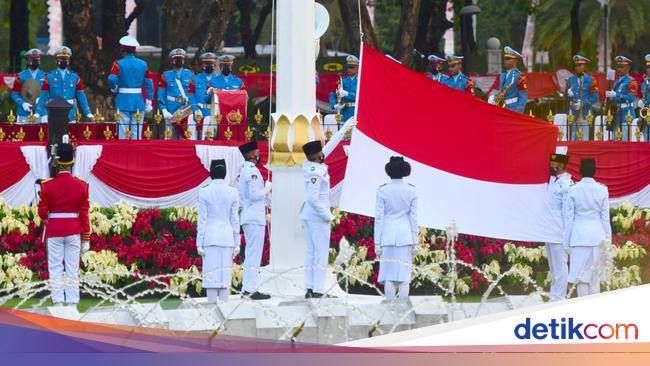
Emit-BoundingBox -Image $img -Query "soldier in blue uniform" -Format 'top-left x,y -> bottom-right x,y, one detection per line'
566,55 -> 599,140
11,49 -> 47,123
443,55 -> 475,95
34,47 -> 93,123
489,46 -> 528,113
191,52 -> 219,139
328,55 -> 358,123
427,55 -> 449,84
639,54 -> 650,139
213,55 -> 245,90
157,48 -> 196,139
108,36 -> 154,140
606,56 -> 637,141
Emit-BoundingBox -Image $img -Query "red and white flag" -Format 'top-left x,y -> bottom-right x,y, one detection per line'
340,44 -> 561,242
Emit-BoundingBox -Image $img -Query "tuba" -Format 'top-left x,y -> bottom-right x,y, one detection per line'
20,78 -> 41,106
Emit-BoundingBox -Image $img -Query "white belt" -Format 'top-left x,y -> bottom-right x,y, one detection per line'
119,88 -> 142,94
505,97 -> 518,105
48,212 -> 79,219
620,103 -> 631,108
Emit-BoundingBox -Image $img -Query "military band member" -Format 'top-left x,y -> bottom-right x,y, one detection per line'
300,118 -> 356,298
443,55 -> 475,95
374,156 -> 418,300
640,54 -> 650,138
158,48 -> 196,139
108,36 -> 154,140
196,159 -> 240,303
238,141 -> 271,300
606,56 -> 637,141
213,55 -> 245,90
427,55 -> 449,84
546,150 -> 573,301
563,158 -> 611,297
35,47 -> 93,123
37,135 -> 90,306
11,48 -> 46,123
328,55 -> 359,123
566,55 -> 599,140
489,46 -> 528,113
191,52 -> 219,139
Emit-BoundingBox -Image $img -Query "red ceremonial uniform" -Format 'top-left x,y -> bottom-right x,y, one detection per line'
38,172 -> 90,241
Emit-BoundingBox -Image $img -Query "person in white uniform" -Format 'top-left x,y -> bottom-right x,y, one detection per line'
374,156 -> 418,299
300,118 -> 356,298
238,141 -> 271,300
196,159 -> 240,303
545,150 -> 573,301
563,158 -> 612,297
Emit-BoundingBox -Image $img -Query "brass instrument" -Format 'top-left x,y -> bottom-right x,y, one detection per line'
640,106 -> 650,125
20,79 -> 41,106
494,79 -> 515,107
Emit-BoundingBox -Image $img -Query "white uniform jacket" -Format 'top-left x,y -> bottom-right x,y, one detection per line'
374,179 -> 418,247
548,172 -> 573,230
563,177 -> 612,247
197,179 -> 240,248
238,161 -> 266,225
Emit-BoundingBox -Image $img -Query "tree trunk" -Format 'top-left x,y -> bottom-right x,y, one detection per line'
9,0 -> 29,72
337,0 -> 380,55
238,0 -> 257,58
159,0 -> 194,74
413,0 -> 453,71
102,0 -> 127,75
570,0 -> 582,55
393,0 -> 421,65
252,0 -> 273,49
61,0 -> 110,111
193,0 -> 238,65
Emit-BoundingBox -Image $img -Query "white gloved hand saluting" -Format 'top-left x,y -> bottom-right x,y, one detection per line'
567,89 -> 575,98
162,109 -> 173,119
605,90 -> 617,98
22,102 -> 32,113
145,99 -> 153,113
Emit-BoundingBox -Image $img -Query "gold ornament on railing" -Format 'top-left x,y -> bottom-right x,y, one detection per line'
195,109 -> 203,122
254,108 -> 263,124
205,128 -> 214,140
38,127 -> 44,141
263,126 -> 271,140
124,127 -> 132,140
154,109 -> 163,124
586,110 -> 594,126
596,129 -> 603,141
103,126 -> 113,140
114,109 -> 121,124
325,126 -> 333,139
83,125 -> 92,140
7,109 -> 16,124
164,127 -> 172,140
605,108 -> 614,127
214,111 -> 222,124
143,125 -> 152,140
566,109 -> 574,125
625,110 -> 633,125
615,128 -> 622,141
546,109 -> 554,123
635,128 -> 642,142
557,127 -> 564,141
94,108 -> 103,123
135,109 -> 142,124
16,127 -> 26,142
28,109 -> 37,124
0,128 -> 5,141
74,109 -> 81,123
183,128 -> 192,140
576,128 -> 583,141
245,126 -> 254,141
335,108 -> 342,123
224,127 -> 233,140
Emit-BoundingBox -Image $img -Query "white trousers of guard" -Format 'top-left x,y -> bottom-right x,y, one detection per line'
303,220 -> 330,294
119,111 -> 143,140
242,224 -> 265,293
545,242 -> 568,301
47,235 -> 81,304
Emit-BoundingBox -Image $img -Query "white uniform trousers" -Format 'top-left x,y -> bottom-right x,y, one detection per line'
202,246 -> 234,289
569,246 -> 601,295
242,224 -> 265,293
545,243 -> 568,301
118,111 -> 143,140
303,220 -> 330,294
47,235 -> 81,304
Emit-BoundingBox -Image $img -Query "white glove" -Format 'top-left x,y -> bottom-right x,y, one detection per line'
638,99 -> 645,109
567,89 -> 575,97
145,99 -> 153,113
334,103 -> 345,111
110,86 -> 118,94
162,109 -> 173,119
605,90 -> 617,98
573,100 -> 581,110
86,113 -> 94,120
375,246 -> 382,258
342,117 -> 357,130
564,246 -> 571,255
487,95 -> 495,105
22,102 -> 32,113
81,241 -> 90,253
33,113 -> 41,119
264,181 -> 272,195
206,87 -> 215,95
337,88 -> 349,98
233,245 -> 240,257
197,246 -> 205,257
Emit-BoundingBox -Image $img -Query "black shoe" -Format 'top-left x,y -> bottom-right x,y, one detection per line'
248,291 -> 271,300
305,289 -> 314,299
311,292 -> 336,299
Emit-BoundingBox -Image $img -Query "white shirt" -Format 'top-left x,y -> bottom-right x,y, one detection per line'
197,179 -> 240,248
563,177 -> 612,247
548,172 -> 573,229
238,161 -> 266,225
374,179 -> 418,246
